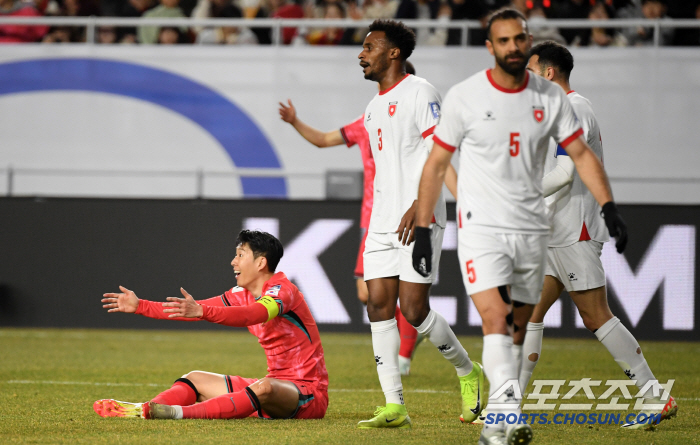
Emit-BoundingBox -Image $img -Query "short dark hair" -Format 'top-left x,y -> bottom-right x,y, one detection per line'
530,40 -> 574,81
236,230 -> 284,273
405,60 -> 416,75
486,8 -> 528,41
368,19 -> 416,61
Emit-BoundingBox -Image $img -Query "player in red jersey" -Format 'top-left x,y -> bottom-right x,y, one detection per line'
93,230 -> 328,421
277,61 -> 455,376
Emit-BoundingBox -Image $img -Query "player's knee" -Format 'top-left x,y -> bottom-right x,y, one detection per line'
251,378 -> 274,402
579,312 -> 606,332
182,370 -> 205,382
400,305 -> 427,326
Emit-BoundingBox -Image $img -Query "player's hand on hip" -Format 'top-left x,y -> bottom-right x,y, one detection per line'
162,288 -> 203,318
412,226 -> 432,277
396,200 -> 418,245
601,202 -> 628,253
278,99 -> 297,124
102,285 -> 139,313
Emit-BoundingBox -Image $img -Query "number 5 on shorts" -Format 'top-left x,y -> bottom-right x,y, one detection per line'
466,260 -> 476,284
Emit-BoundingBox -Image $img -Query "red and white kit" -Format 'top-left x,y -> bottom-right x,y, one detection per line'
434,69 -> 582,302
363,74 -> 446,283
544,91 -> 609,292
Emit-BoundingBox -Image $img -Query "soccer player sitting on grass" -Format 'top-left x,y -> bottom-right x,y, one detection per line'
93,230 -> 328,420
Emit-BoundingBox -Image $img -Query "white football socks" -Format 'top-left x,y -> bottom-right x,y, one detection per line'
519,322 -> 544,394
370,318 -> 404,406
416,309 -> 473,377
483,334 -> 520,431
595,316 -> 656,396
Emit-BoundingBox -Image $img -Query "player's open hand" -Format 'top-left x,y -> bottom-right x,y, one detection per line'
278,99 -> 297,124
162,288 -> 203,319
102,286 -> 139,313
396,200 -> 418,245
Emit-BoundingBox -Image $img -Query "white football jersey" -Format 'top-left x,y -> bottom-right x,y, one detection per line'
434,69 -> 582,234
364,74 -> 446,233
544,91 -> 609,247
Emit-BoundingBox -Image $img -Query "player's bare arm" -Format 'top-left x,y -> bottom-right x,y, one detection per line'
279,99 -> 344,148
416,144 -> 453,228
162,288 -> 204,318
444,164 -> 458,200
396,200 -> 417,245
565,136 -> 627,252
412,144 -> 453,276
563,137 -> 613,207
102,285 -> 139,313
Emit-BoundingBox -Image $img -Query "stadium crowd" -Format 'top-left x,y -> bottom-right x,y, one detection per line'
0,0 -> 698,45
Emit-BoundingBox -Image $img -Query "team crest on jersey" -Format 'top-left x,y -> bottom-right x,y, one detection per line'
388,101 -> 398,117
533,106 -> 545,123
264,284 -> 281,296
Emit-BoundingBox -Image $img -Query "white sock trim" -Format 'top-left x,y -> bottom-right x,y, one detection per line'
594,316 -> 620,342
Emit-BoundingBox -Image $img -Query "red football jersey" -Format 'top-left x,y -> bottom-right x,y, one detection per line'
135,272 -> 328,389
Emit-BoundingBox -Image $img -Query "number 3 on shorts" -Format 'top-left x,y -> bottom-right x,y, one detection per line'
466,260 -> 476,284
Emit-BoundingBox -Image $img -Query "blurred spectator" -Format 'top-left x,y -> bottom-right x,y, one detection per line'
551,0 -> 590,45
0,0 -> 50,42
271,0 -> 305,44
139,0 -> 187,44
616,0 -> 674,46
43,0 -> 101,42
395,0 -> 450,45
192,0 -> 258,44
446,0 -> 493,46
97,25 -> 118,43
571,0 -> 621,47
118,0 -> 156,43
307,2 -> 346,45
529,4 -> 566,44
158,24 -> 188,41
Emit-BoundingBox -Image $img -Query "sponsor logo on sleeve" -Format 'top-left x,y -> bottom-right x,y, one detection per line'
429,102 -> 440,119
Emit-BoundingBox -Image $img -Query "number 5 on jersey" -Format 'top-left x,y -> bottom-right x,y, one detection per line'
466,260 -> 476,284
509,132 -> 520,157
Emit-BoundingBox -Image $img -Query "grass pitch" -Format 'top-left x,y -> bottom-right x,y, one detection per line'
1,328 -> 697,444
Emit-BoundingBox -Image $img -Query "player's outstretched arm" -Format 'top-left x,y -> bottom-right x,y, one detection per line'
564,137 -> 627,253
102,285 -> 139,313
278,99 -> 344,148
162,288 -> 204,318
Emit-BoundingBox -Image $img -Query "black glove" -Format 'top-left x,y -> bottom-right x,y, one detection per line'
412,226 -> 432,277
601,201 -> 628,253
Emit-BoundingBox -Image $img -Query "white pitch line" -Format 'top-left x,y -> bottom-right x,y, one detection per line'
5,380 -> 453,394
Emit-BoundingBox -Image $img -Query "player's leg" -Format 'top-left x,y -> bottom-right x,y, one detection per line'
356,278 -> 369,305
358,231 -> 409,428
93,370 -> 228,418
510,301 -> 534,377
399,225 -> 478,421
355,228 -> 369,305
516,275 -> 564,393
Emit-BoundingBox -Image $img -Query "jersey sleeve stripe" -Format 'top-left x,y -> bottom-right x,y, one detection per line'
220,294 -> 231,307
434,134 -> 457,153
421,125 -> 436,139
555,144 -> 569,157
559,128 -> 584,148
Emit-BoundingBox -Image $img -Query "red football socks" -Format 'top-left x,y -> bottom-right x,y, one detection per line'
181,390 -> 258,419
396,306 -> 419,359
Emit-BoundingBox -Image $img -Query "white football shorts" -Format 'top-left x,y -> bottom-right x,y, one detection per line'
363,225 -> 444,284
458,230 -> 548,305
545,240 -> 606,292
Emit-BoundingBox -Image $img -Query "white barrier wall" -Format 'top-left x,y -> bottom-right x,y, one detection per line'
0,45 -> 699,203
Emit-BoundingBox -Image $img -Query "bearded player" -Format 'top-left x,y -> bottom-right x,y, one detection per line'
412,8 -> 628,444
93,230 -> 328,421
515,40 -> 677,430
356,19 -> 484,429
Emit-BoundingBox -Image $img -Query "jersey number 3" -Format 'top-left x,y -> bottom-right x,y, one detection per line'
378,128 -> 383,151
509,132 -> 520,157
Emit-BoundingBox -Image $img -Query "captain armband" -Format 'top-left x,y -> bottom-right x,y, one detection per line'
257,296 -> 280,322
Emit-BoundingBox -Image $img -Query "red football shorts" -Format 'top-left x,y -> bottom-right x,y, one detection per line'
224,375 -> 327,419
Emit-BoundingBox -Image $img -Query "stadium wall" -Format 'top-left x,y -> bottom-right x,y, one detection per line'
0,198 -> 696,340
0,46 -> 699,203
